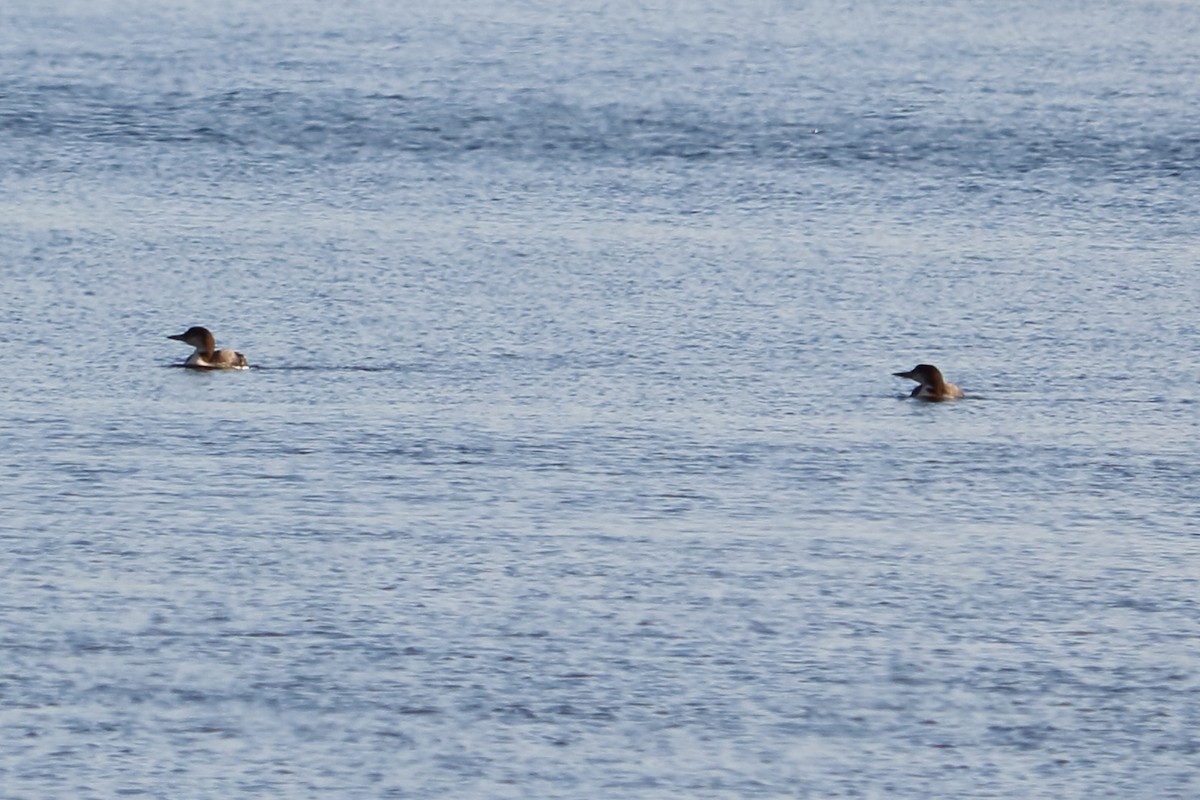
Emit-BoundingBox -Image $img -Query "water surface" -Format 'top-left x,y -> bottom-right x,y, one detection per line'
3,1 -> 1200,797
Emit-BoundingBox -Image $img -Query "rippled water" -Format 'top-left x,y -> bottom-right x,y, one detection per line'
3,1 -> 1200,797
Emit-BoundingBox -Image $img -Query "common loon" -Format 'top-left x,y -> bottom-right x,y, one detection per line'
893,363 -> 963,400
168,326 -> 249,370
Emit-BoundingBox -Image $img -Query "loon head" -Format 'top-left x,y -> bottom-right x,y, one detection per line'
168,325 -> 216,355
894,363 -> 945,389
893,363 -> 963,400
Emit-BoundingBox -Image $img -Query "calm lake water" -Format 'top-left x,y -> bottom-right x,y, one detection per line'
3,1 -> 1200,797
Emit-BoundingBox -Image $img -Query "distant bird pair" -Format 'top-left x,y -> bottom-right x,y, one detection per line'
167,326 -> 963,400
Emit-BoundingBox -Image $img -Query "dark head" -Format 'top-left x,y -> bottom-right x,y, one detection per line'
168,326 -> 216,353
893,363 -> 947,391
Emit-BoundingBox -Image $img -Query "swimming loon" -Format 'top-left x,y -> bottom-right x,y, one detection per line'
168,326 -> 249,370
893,363 -> 963,400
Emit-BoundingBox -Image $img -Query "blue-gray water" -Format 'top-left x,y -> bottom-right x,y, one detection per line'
3,1 -> 1200,797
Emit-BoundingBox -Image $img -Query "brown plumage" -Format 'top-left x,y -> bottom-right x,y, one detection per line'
893,363 -> 963,400
168,326 -> 249,370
